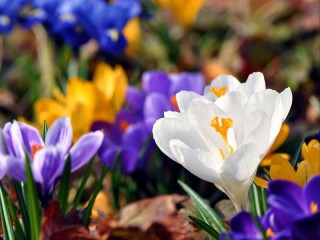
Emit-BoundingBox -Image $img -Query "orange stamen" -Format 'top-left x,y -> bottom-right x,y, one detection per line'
210,116 -> 233,142
119,120 -> 130,132
310,201 -> 318,214
31,144 -> 44,158
266,228 -> 275,237
210,116 -> 234,159
170,95 -> 179,111
210,86 -> 228,97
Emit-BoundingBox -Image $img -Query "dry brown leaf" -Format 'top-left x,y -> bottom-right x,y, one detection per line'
96,194 -> 204,240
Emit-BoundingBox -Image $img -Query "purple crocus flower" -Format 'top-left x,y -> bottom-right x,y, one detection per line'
220,211 -> 265,240
95,71 -> 204,174
0,133 -> 6,179
2,117 -> 103,204
265,175 -> 320,239
93,109 -> 150,174
127,70 -> 205,132
220,176 -> 320,240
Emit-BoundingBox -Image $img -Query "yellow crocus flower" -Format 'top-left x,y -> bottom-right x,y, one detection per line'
260,123 -> 290,167
255,139 -> 320,188
32,63 -> 128,141
153,0 -> 205,27
123,18 -> 141,57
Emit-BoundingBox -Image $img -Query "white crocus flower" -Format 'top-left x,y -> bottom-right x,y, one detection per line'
152,73 -> 292,211
177,72 -> 266,112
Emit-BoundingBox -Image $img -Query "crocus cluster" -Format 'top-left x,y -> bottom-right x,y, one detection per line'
98,70 -> 205,173
153,72 -> 292,211
0,0 -> 142,55
0,117 -> 103,205
221,175 -> 320,240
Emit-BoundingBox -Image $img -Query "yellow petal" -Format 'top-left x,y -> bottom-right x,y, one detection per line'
34,99 -> 68,126
123,18 -> 141,57
70,102 -> 94,141
93,63 -> 116,101
270,155 -> 296,182
296,160 -> 313,186
253,177 -> 268,188
85,192 -> 112,219
306,142 -> 320,172
302,142 -> 308,160
260,153 -> 290,167
66,77 -> 96,111
267,123 -> 289,154
112,65 -> 128,112
53,87 -> 66,104
154,0 -> 205,27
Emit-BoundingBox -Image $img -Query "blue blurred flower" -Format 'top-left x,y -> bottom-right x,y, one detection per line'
73,0 -> 141,55
2,117 -> 103,205
0,0 -> 27,33
2,0 -> 142,54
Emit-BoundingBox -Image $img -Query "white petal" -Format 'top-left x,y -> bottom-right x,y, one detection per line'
164,110 -> 186,121
237,72 -> 266,97
153,117 -> 209,162
247,89 -> 279,119
215,91 -> 247,145
186,99 -> 227,155
279,87 -> 292,121
176,91 -> 202,112
220,144 -> 259,210
243,110 -> 272,157
221,144 -> 259,182
204,74 -> 240,97
169,139 -> 222,184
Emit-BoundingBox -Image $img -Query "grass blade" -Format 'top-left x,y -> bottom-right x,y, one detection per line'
291,136 -> 305,168
41,120 -> 48,141
58,155 -> 71,213
73,157 -> 95,209
0,183 -> 15,240
189,215 -> 220,239
13,181 -> 30,237
25,153 -> 41,240
7,194 -> 26,240
178,180 -> 226,233
249,183 -> 267,216
83,165 -> 109,226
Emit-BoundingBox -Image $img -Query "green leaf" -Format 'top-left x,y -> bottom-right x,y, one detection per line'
189,215 -> 220,239
110,153 -> 122,210
73,157 -> 95,209
13,181 -> 30,237
178,180 -> 227,233
25,153 -> 41,240
82,165 -> 109,226
149,23 -> 180,63
7,194 -> 26,240
249,183 -> 267,216
291,136 -> 305,168
42,120 -> 48,141
58,155 -> 71,213
0,183 -> 15,240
